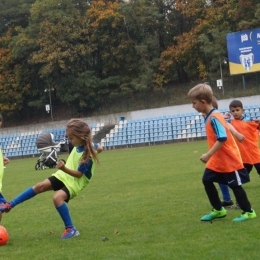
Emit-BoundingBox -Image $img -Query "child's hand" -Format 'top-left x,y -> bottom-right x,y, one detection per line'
200,153 -> 210,163
56,160 -> 65,170
3,157 -> 9,165
254,119 -> 260,124
234,132 -> 245,142
224,113 -> 231,119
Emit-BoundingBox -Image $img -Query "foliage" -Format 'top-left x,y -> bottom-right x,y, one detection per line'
0,0 -> 260,123
0,29 -> 32,115
0,0 -> 35,37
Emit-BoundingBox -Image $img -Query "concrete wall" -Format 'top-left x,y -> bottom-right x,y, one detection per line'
1,95 -> 259,135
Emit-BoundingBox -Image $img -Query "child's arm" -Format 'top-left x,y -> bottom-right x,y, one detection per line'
56,160 -> 83,178
200,141 -> 224,163
254,119 -> 260,129
227,122 -> 245,142
96,143 -> 103,154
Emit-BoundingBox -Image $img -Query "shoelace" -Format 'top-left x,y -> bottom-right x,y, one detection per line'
62,228 -> 72,236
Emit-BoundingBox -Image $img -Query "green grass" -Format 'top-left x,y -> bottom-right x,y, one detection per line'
1,141 -> 260,259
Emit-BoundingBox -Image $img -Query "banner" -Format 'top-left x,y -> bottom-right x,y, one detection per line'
226,28 -> 260,75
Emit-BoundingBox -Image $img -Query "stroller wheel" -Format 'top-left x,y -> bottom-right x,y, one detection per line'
41,165 -> 46,170
35,163 -> 41,170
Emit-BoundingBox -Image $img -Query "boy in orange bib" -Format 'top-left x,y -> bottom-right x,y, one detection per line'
227,100 -> 260,175
188,84 -> 256,222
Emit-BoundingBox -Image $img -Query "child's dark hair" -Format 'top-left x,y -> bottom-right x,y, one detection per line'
66,119 -> 99,164
229,100 -> 243,109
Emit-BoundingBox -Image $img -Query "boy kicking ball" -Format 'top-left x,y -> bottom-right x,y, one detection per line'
188,84 -> 256,222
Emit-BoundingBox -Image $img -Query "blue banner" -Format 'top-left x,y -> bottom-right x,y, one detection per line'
226,28 -> 260,75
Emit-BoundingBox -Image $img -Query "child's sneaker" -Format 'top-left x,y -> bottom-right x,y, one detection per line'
201,207 -> 227,221
0,203 -> 11,213
221,200 -> 234,208
232,209 -> 256,222
235,203 -> 241,209
60,227 -> 80,239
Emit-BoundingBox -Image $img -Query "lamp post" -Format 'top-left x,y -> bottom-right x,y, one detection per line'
219,57 -> 227,95
44,87 -> 54,121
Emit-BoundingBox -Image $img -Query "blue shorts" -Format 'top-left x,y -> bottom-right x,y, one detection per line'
0,193 -> 7,204
203,168 -> 250,187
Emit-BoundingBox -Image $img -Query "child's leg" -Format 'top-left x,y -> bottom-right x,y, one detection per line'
53,190 -> 74,228
218,183 -> 231,201
0,179 -> 53,212
0,187 -> 37,212
56,203 -> 74,229
253,163 -> 260,175
9,187 -> 36,208
10,179 -> 53,207
230,186 -> 251,212
53,190 -> 79,239
230,185 -> 256,221
244,163 -> 253,174
203,180 -> 222,210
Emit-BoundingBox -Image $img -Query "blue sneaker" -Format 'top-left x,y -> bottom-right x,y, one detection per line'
60,227 -> 80,239
0,203 -> 11,213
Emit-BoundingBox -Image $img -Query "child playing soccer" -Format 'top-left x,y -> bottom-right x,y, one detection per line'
202,97 -> 244,208
188,84 -> 256,222
226,100 -> 260,176
215,99 -> 260,209
0,115 -> 10,223
0,119 -> 103,239
211,97 -> 245,208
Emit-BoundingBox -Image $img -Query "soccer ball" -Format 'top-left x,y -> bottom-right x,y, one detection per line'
0,226 -> 9,245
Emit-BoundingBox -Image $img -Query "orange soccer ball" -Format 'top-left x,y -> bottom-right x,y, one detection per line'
0,225 -> 9,245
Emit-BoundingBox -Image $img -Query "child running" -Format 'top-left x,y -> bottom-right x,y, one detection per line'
0,114 -> 10,223
226,100 -> 260,176
0,119 -> 103,239
188,83 -> 256,222
211,97 -> 244,208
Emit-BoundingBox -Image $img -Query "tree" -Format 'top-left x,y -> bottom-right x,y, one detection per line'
0,29 -> 33,117
0,0 -> 35,37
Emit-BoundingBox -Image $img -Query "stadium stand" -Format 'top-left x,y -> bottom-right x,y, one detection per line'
101,104 -> 260,150
1,103 -> 260,156
0,123 -> 98,158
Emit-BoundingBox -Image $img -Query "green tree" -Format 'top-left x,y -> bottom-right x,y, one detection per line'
0,0 -> 35,36
0,29 -> 33,117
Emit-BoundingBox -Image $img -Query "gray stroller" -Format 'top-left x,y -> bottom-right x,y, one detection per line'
35,133 -> 65,170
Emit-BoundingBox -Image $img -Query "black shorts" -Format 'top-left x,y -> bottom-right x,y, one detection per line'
48,176 -> 70,203
202,168 -> 250,187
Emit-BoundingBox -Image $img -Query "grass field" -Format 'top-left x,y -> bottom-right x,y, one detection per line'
1,140 -> 260,260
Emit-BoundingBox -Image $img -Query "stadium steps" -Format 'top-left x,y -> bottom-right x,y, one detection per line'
93,124 -> 116,143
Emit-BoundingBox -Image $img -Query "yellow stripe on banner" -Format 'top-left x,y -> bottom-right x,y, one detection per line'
229,62 -> 260,75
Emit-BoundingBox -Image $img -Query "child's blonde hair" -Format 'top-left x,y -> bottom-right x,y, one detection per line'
187,83 -> 213,104
66,119 -> 99,165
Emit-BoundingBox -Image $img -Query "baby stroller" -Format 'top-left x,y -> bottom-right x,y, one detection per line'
35,132 -> 66,170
